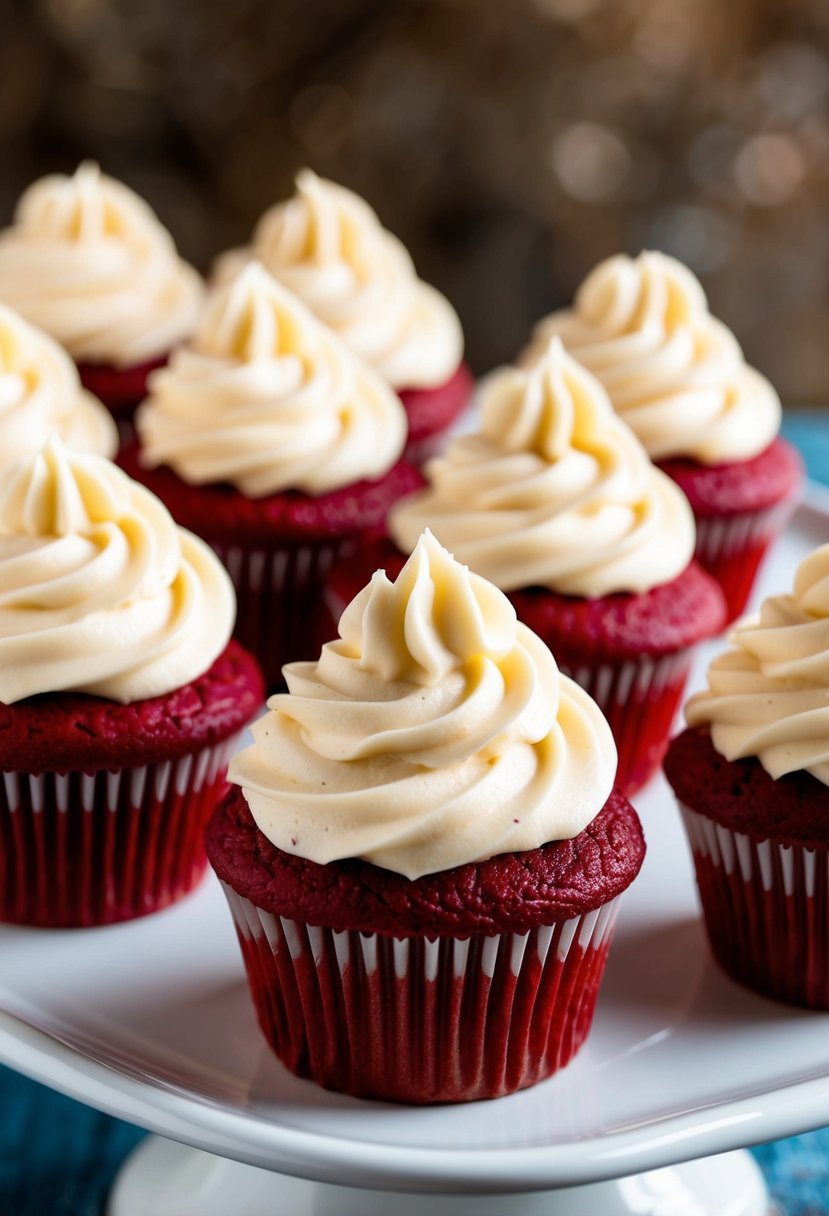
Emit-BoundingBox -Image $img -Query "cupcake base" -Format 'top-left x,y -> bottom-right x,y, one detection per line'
658,437 -> 803,622
206,787 -> 645,1103
223,886 -> 620,1104
665,726 -> 829,1009
0,641 -> 263,928
0,740 -> 240,927
680,803 -> 829,1009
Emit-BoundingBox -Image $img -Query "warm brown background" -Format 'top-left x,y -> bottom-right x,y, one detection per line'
1,0 -> 828,400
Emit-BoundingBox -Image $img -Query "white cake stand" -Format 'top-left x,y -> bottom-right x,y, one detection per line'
2,500 -> 827,1216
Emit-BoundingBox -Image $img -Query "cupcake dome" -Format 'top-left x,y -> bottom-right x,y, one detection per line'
215,170 -> 471,459
0,439 -> 263,927
123,261 -> 421,686
0,303 -> 117,463
521,251 -> 802,619
381,339 -> 725,792
665,543 -> 829,1008
207,531 -> 645,1102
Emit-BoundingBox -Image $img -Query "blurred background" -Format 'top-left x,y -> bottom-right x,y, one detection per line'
1,0 -> 828,400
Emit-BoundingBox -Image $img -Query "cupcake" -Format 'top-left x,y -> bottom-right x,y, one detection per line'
0,302 -> 117,463
206,531 -> 645,1104
0,439 -> 263,928
121,261 -> 422,689
215,170 -> 471,461
521,251 -> 803,621
665,544 -> 829,1009
0,162 -> 204,427
339,339 -> 726,795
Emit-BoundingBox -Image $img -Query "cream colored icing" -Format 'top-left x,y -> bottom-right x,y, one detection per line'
0,163 -> 204,366
215,170 -> 463,390
0,304 -> 117,465
686,544 -> 829,784
522,251 -> 780,464
0,439 -> 235,704
229,530 -> 616,878
136,262 -> 406,496
389,338 -> 694,597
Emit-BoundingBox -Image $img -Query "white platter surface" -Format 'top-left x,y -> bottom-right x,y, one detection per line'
1,496 -> 828,1194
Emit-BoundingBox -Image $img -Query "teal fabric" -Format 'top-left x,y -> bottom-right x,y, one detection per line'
0,410 -> 827,1213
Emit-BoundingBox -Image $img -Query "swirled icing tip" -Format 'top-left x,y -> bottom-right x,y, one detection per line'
197,260 -> 307,363
482,335 -> 616,462
577,249 -> 709,333
0,436 -> 125,538
21,161 -> 116,244
14,160 -> 182,255
290,168 -> 376,263
793,545 -> 829,617
337,529 -> 519,686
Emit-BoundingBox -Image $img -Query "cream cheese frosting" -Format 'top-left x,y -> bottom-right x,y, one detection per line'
686,544 -> 829,785
389,338 -> 694,597
0,163 -> 204,367
522,251 -> 780,465
0,439 -> 235,704
215,169 -> 463,390
0,304 -> 117,465
229,530 -> 616,878
136,261 -> 407,496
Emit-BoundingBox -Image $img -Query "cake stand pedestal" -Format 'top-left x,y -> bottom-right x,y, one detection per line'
108,1136 -> 769,1215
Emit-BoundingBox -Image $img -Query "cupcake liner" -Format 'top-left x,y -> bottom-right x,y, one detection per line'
559,651 -> 693,795
0,733 -> 242,928
680,804 -> 829,1009
220,884 -> 622,1104
210,538 -> 349,689
693,497 -> 797,623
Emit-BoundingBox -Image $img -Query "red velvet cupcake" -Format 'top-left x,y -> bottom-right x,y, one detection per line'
664,543 -> 829,1008
522,250 -> 803,621
386,341 -> 726,795
207,532 -> 645,1103
0,440 -> 263,928
0,163 -> 203,432
129,262 -> 420,689
213,170 -> 470,462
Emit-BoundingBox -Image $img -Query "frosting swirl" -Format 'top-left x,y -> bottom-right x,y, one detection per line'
522,251 -> 780,465
0,163 -> 204,366
687,544 -> 829,785
136,262 -> 406,496
389,339 -> 694,597
229,531 -> 616,878
0,439 -> 235,704
215,170 -> 463,389
0,304 -> 117,464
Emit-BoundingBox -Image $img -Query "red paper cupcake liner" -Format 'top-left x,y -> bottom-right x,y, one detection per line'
210,537 -> 350,689
220,884 -> 622,1104
0,732 -> 242,928
693,497 -> 798,623
559,652 -> 693,796
680,804 -> 829,1009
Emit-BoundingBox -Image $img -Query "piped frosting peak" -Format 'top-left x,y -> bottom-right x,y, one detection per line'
390,338 -> 695,597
